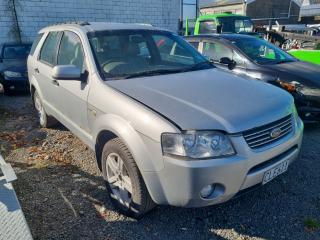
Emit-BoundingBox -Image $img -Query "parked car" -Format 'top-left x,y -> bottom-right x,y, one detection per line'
0,43 -> 31,94
185,34 -> 320,122
28,22 -> 303,218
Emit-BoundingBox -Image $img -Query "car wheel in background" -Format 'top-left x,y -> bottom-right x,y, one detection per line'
33,91 -> 58,128
101,138 -> 155,219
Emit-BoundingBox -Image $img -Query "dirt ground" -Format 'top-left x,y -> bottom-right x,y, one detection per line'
0,93 -> 320,240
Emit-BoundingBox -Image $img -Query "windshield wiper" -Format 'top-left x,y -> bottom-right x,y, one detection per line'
276,59 -> 294,64
183,61 -> 214,71
121,62 -> 213,79
122,68 -> 185,79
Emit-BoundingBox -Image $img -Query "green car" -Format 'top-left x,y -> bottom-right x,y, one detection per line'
185,13 -> 256,36
288,49 -> 320,65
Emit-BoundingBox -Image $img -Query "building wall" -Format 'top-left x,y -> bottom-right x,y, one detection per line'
0,0 -> 180,44
200,4 -> 245,15
246,0 -> 301,25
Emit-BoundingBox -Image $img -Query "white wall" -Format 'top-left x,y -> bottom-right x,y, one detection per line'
0,0 -> 180,44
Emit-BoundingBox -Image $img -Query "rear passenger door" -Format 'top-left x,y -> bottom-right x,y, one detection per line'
55,31 -> 90,135
36,31 -> 62,114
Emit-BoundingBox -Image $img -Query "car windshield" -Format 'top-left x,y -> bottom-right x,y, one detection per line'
88,30 -> 213,80
3,44 -> 31,59
218,17 -> 254,33
231,38 -> 297,65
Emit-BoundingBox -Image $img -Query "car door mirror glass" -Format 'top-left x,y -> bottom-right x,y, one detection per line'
52,65 -> 81,80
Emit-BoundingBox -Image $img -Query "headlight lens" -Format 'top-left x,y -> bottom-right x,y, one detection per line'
161,131 -> 235,159
277,80 -> 300,93
4,71 -> 22,78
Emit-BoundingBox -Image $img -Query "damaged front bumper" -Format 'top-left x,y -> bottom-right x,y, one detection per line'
294,87 -> 320,123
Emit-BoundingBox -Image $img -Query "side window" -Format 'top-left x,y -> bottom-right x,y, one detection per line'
188,41 -> 200,50
202,41 -> 233,62
30,33 -> 44,56
233,51 -> 246,68
199,21 -> 217,34
57,31 -> 84,72
152,35 -> 195,65
40,32 -> 60,65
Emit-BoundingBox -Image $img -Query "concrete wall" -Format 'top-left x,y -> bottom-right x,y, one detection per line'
200,4 -> 245,15
0,0 -> 180,44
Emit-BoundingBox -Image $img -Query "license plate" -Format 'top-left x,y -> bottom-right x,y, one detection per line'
262,160 -> 289,185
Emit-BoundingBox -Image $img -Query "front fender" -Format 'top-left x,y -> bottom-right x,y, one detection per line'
93,114 -> 164,172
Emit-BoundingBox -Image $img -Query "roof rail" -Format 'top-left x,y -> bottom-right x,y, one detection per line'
47,21 -> 90,27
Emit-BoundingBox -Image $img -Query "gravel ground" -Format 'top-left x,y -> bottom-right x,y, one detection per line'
0,93 -> 319,240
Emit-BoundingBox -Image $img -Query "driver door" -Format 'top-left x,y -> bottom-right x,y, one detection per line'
201,40 -> 247,76
55,31 -> 91,136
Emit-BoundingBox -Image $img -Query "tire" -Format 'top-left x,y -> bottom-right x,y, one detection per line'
101,138 -> 155,218
33,90 -> 58,128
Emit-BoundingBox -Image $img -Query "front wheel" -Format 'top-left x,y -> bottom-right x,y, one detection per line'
33,91 -> 58,128
101,138 -> 155,218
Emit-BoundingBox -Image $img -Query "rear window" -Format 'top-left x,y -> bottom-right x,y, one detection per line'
3,44 -> 31,59
30,33 -> 44,56
39,32 -> 60,65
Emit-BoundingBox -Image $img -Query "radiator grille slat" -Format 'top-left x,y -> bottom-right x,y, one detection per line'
243,115 -> 294,149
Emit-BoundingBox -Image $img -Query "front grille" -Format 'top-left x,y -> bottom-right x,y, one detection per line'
243,115 -> 294,149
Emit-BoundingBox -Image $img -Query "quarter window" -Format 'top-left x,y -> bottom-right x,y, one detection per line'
57,31 -> 84,71
39,32 -> 60,65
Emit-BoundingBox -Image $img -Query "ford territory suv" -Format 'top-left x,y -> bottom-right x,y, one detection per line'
27,22 -> 304,218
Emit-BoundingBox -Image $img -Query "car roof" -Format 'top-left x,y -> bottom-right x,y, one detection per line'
185,33 -> 257,41
39,22 -> 163,34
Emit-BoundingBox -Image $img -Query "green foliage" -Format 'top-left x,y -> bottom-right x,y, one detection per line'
304,218 -> 320,231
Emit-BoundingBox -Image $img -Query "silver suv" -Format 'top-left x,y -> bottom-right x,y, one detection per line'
28,22 -> 304,218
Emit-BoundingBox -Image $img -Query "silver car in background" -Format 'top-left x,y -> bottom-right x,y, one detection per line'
27,22 -> 303,218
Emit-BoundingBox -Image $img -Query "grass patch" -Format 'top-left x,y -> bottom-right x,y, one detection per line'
304,218 -> 320,231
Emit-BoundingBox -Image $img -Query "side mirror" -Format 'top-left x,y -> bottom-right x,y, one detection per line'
220,57 -> 236,70
52,65 -> 81,80
217,25 -> 222,34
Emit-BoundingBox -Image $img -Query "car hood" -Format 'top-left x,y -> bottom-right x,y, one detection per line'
0,59 -> 27,72
264,61 -> 320,88
106,69 -> 294,133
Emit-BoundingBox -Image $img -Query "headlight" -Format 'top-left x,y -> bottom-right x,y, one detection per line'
161,131 -> 235,159
277,79 -> 300,93
4,71 -> 22,78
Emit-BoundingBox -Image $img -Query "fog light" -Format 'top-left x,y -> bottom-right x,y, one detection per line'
200,184 -> 215,198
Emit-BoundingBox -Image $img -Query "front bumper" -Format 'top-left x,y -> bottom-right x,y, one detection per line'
294,90 -> 320,122
1,76 -> 29,91
143,118 -> 304,207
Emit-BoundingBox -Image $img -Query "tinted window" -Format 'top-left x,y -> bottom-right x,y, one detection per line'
199,21 -> 217,34
40,32 -> 60,65
57,31 -> 84,71
232,38 -> 296,65
203,41 -> 233,62
30,33 -> 44,56
3,45 -> 31,59
188,41 -> 200,50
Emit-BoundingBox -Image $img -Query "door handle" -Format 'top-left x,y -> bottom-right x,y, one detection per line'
34,68 -> 40,74
52,79 -> 59,86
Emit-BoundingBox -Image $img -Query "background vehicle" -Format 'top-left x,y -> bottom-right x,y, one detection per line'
185,34 -> 320,122
185,13 -> 255,36
28,22 -> 303,218
0,43 -> 31,94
